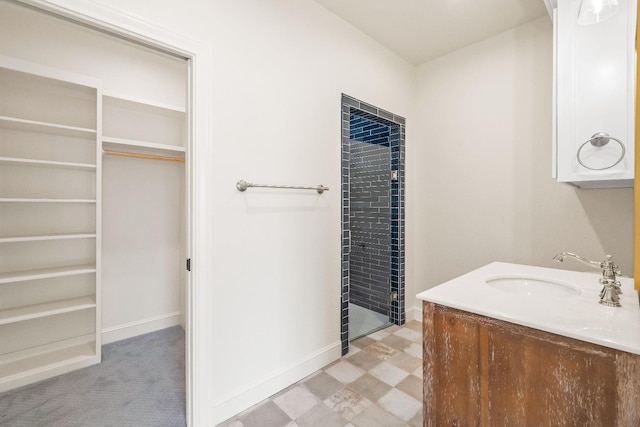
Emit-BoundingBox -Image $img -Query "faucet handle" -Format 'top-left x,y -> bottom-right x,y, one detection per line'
603,254 -> 615,268
600,278 -> 622,307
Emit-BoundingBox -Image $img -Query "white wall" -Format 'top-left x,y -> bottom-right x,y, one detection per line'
88,0 -> 416,422
409,16 -> 634,311
0,2 -> 187,342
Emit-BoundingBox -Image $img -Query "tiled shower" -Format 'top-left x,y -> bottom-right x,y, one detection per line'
349,117 -> 392,314
341,94 -> 405,355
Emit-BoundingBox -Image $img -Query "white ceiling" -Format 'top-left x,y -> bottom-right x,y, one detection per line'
312,0 -> 550,65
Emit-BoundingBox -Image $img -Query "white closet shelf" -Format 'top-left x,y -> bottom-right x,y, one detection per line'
0,265 -> 96,285
0,233 -> 96,243
0,116 -> 96,137
103,91 -> 186,113
0,296 -> 96,326
0,54 -> 101,395
102,136 -> 185,153
0,198 -> 96,203
0,341 -> 96,381
0,156 -> 96,170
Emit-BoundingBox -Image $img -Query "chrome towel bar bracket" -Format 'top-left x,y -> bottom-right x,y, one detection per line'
236,180 -> 329,194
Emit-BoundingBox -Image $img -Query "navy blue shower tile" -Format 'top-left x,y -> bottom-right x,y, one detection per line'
341,94 -> 405,352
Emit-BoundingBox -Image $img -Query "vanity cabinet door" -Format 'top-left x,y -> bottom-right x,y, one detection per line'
492,328 -> 617,426
423,302 -> 639,427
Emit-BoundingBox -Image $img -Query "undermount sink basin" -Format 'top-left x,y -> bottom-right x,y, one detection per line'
486,275 -> 581,298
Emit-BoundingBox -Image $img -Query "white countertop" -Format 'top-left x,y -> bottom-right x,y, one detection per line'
416,262 -> 640,355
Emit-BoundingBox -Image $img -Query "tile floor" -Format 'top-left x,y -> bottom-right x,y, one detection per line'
218,320 -> 423,427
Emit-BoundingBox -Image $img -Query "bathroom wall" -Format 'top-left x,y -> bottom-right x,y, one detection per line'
349,114 -> 391,315
409,15 -> 634,311
86,0 -> 415,422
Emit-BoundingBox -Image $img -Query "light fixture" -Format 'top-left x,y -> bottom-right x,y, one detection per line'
578,0 -> 620,25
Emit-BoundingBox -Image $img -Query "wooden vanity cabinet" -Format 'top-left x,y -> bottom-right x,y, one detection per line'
422,302 -> 640,427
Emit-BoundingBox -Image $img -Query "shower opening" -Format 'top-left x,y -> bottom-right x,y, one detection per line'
340,94 -> 405,354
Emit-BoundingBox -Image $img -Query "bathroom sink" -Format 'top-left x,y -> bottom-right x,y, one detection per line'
485,275 -> 580,298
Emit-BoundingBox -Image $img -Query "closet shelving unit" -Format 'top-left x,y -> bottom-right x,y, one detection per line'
102,91 -> 186,160
0,55 -> 102,392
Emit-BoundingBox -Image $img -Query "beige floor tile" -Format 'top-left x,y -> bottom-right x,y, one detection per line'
350,404 -> 405,427
274,385 -> 320,420
238,401 -> 292,427
404,342 -> 422,359
393,327 -> 421,342
347,374 -> 392,402
347,349 -> 383,371
404,320 -> 422,331
323,387 -> 372,420
272,382 -> 302,400
368,330 -> 390,341
407,408 -> 424,427
369,362 -> 409,386
388,351 -> 421,373
413,367 -> 423,379
325,360 -> 365,384
396,374 -> 423,401
325,358 -> 343,369
304,372 -> 344,400
295,403 -> 347,427
216,418 -> 242,427
344,346 -> 361,358
383,324 -> 400,333
377,389 -> 422,422
360,341 -> 398,360
299,371 -> 321,383
351,336 -> 375,349
237,398 -> 272,418
380,334 -> 412,351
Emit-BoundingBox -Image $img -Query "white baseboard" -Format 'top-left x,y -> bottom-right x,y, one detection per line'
101,311 -> 182,344
212,341 -> 342,425
406,305 -> 422,322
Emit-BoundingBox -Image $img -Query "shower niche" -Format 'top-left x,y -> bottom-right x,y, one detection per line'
340,94 -> 405,355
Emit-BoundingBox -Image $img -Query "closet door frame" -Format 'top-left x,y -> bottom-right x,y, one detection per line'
16,1 -> 215,426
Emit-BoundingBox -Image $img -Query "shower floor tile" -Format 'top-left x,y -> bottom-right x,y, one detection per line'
349,304 -> 389,340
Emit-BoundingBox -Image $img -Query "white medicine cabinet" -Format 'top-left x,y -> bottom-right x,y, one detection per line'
553,0 -> 636,188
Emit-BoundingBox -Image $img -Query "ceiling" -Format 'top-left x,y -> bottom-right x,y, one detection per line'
312,0 -> 550,65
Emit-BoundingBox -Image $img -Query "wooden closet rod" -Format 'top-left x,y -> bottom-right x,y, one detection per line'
103,149 -> 185,163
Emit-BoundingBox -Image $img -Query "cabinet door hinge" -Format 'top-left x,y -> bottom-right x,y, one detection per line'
186,258 -> 191,272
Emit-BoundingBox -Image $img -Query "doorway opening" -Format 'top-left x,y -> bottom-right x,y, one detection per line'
0,1 -> 212,424
340,94 -> 406,355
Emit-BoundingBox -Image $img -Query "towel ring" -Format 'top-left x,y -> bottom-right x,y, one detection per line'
577,132 -> 625,171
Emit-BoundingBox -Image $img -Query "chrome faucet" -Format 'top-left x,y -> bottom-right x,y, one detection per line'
553,252 -> 622,307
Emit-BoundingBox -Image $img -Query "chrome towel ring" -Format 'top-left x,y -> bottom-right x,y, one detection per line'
577,132 -> 626,171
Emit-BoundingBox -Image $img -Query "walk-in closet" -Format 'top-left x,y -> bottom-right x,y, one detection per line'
0,0 -> 188,395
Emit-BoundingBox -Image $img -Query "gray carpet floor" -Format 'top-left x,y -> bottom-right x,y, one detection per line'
0,326 -> 186,427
